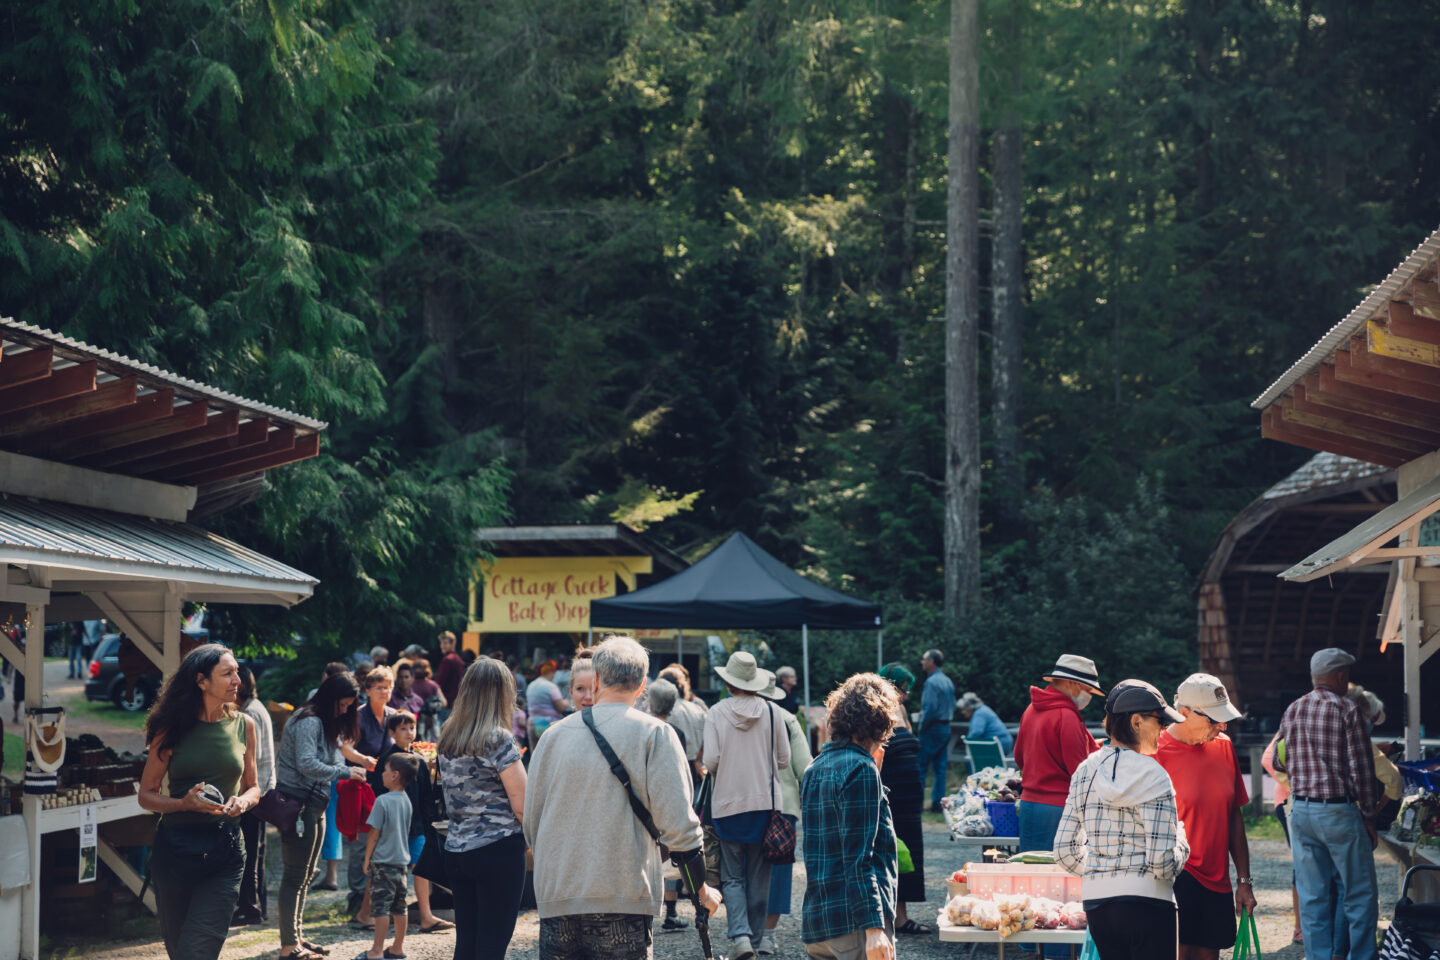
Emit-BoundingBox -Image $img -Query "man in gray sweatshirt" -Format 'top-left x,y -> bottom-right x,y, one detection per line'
526,636 -> 721,960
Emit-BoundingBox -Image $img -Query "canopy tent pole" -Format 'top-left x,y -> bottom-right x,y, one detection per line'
877,629 -> 883,670
588,624 -> 593,645
802,624 -> 810,711
676,628 -> 682,668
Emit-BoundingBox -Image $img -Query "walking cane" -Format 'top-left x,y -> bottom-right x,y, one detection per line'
688,883 -> 716,960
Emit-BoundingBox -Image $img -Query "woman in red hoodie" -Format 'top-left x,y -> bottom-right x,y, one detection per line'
1013,656 -> 1104,860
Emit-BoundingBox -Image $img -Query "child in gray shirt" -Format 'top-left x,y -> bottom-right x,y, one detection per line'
362,753 -> 419,960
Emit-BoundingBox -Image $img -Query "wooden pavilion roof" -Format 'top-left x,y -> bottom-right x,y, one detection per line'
1252,226 -> 1440,466
0,318 -> 324,519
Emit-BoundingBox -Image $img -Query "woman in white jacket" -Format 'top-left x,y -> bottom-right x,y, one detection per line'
1055,679 -> 1190,960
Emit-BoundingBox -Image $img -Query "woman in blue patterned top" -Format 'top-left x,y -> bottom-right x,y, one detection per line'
437,657 -> 528,960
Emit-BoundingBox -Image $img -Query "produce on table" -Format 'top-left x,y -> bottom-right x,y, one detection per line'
965,766 -> 1021,800
949,869 -> 968,884
941,793 -> 995,837
939,892 -> 1088,936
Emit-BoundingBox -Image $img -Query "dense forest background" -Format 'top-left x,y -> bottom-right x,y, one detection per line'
3,0 -> 1439,710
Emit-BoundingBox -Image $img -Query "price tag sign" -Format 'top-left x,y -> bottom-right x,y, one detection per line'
78,804 -> 97,883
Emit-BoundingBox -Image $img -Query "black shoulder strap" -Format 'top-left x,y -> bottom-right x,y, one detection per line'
582,707 -> 661,842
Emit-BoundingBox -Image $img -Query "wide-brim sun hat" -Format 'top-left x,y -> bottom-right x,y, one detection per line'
714,650 -> 774,692
757,675 -> 782,700
1042,654 -> 1105,696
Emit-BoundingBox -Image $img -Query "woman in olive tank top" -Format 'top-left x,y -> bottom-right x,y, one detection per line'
139,643 -> 261,960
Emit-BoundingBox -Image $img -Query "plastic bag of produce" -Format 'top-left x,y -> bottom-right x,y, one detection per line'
970,900 -> 1001,931
944,894 -> 986,926
1060,901 -> 1088,929
1030,897 -> 1065,929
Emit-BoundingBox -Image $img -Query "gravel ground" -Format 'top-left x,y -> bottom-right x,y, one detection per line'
50,815 -> 1408,960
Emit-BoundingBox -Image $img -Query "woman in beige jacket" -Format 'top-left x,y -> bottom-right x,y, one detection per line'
703,652 -> 792,960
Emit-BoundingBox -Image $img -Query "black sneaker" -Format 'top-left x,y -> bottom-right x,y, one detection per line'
661,917 -> 690,932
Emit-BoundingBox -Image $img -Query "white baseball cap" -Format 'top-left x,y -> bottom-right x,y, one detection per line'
1174,673 -> 1242,723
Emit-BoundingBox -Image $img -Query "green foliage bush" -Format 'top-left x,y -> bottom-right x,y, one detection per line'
771,476 -> 1194,720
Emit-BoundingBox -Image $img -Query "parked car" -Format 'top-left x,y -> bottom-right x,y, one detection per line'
84,629 -> 273,712
85,634 -> 158,712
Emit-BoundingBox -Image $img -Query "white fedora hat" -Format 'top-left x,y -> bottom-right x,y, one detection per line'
714,651 -> 773,693
1043,654 -> 1105,696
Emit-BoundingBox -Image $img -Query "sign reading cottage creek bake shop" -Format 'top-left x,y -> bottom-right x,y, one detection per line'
467,555 -> 654,632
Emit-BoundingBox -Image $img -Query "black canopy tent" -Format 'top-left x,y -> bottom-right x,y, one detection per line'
589,532 -> 883,708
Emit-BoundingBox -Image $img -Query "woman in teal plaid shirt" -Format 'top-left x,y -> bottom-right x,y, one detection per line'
801,674 -> 903,960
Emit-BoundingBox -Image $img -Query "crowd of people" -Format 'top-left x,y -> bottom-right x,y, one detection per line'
126,629 -> 1397,960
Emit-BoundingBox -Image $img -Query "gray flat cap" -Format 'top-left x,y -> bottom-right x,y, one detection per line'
1310,647 -> 1356,677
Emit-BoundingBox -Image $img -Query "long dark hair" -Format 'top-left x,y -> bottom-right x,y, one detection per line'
292,672 -> 361,745
145,643 -> 236,755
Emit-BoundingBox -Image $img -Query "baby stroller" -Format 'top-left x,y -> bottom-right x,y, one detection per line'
1380,865 -> 1440,960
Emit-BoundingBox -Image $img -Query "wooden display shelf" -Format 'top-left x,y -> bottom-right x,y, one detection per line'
36,794 -> 147,835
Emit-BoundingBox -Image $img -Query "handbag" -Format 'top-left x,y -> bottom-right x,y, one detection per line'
255,788 -> 305,833
1079,929 -> 1100,960
761,704 -> 796,864
413,757 -> 449,887
25,707 -> 64,795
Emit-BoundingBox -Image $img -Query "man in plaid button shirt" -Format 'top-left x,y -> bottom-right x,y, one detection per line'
1276,647 -> 1379,960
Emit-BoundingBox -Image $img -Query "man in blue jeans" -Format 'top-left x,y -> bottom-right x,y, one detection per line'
1277,647 -> 1379,960
916,649 -> 955,813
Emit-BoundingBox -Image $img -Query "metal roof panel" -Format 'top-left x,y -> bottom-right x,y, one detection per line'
0,495 -> 317,589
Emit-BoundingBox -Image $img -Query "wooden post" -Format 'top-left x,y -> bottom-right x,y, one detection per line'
1249,745 -> 1265,817
21,596 -> 46,960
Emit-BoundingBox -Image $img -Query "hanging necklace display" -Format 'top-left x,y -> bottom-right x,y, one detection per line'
25,705 -> 66,795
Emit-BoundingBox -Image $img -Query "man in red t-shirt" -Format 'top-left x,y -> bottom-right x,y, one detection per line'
433,630 -> 466,708
1154,673 -> 1255,960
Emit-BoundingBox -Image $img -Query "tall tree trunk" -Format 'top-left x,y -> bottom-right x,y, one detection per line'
945,0 -> 981,618
990,0 -> 1024,527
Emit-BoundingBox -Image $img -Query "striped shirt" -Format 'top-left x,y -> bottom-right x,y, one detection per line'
1276,685 -> 1378,817
800,741 -> 897,944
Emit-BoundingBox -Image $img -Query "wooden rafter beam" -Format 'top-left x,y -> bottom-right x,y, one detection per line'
66,401 -> 209,461
0,360 -> 95,416
91,407 -> 238,467
1333,344 -> 1440,405
1277,400 -> 1432,456
167,424 -> 295,484
1291,383 -> 1440,447
1315,364 -> 1440,426
0,375 -> 137,439
1387,301 -> 1440,343
1261,407 -> 1410,467
0,346 -> 53,389
19,389 -> 175,457
1413,281 -> 1440,321
177,431 -> 320,487
126,417 -> 271,476
1346,336 -> 1440,390
1368,319 -> 1440,367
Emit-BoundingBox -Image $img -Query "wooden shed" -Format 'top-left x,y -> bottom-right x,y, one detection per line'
1198,451 -> 1404,731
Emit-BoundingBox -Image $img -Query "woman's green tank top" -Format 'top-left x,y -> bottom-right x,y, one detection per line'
164,712 -> 246,824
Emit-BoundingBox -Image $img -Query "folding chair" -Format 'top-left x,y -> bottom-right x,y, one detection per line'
964,737 -> 1007,773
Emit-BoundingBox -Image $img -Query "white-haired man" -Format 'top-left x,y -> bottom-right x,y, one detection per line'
1277,648 -> 1379,960
774,666 -> 799,714
1154,674 -> 1254,960
526,636 -> 720,960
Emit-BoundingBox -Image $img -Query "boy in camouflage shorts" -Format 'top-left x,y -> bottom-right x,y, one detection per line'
361,753 -> 420,960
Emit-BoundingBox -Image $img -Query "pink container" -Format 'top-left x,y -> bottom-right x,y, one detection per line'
962,863 -> 1080,900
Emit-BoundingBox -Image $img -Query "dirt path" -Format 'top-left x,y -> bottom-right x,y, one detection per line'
48,815 -> 1407,959
40,658 -> 148,754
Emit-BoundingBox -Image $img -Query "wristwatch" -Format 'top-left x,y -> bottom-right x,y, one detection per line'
1236,877 -> 1253,885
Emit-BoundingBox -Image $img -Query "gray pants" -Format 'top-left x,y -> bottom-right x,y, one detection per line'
719,840 -> 772,943
345,833 -> 368,910
151,821 -> 245,960
278,796 -> 330,948
805,922 -> 895,960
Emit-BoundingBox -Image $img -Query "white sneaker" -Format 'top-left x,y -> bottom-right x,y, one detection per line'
758,933 -> 778,955
732,936 -> 756,960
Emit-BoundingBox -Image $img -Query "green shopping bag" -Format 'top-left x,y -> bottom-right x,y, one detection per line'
1079,929 -> 1100,960
895,837 -> 914,874
1233,911 -> 1262,960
